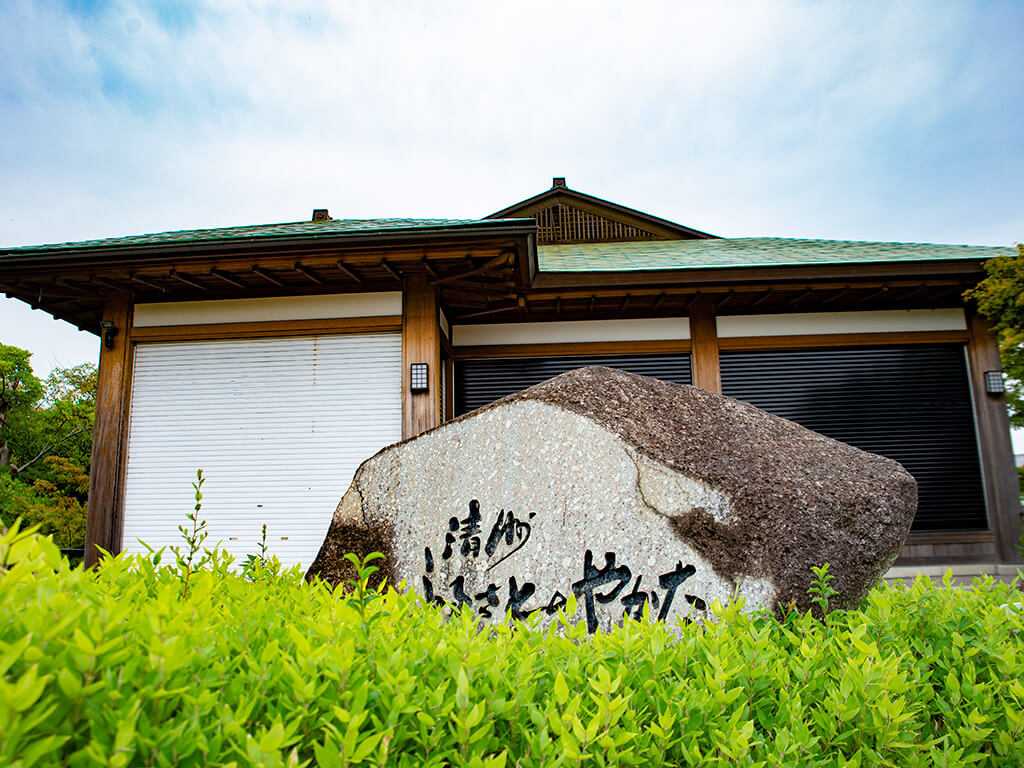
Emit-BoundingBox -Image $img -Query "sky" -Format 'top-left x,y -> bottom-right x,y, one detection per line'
1,1 -> 1023,444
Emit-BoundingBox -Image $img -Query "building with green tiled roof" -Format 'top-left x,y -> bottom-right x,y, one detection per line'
0,177 -> 1018,579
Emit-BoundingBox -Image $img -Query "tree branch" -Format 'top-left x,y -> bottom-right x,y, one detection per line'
11,426 -> 92,476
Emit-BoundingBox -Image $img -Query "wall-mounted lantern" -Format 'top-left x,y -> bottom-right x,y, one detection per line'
99,320 -> 119,349
984,371 -> 1005,395
410,363 -> 429,393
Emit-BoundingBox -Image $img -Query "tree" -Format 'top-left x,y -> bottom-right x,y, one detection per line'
0,345 -> 96,549
0,347 -> 96,479
14,363 -> 97,480
964,244 -> 1024,428
0,456 -> 87,548
0,345 -> 44,470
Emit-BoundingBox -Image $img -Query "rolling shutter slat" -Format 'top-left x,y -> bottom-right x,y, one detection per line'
455,353 -> 692,416
122,333 -> 402,567
720,344 -> 986,531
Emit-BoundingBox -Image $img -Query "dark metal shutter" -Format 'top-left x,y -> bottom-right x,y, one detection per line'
455,353 -> 692,417
720,344 -> 986,531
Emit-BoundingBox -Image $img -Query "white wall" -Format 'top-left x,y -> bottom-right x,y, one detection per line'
453,317 -> 690,346
134,292 -> 402,327
716,309 -> 966,338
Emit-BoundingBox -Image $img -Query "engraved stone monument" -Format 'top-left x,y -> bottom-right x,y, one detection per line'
306,367 -> 916,631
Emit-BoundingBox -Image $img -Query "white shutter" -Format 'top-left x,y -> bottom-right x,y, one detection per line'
121,333 -> 402,568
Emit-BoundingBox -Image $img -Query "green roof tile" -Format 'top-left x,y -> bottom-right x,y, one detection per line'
538,237 -> 1015,272
2,218 -> 525,255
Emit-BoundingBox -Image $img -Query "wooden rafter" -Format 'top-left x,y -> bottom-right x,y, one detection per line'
294,263 -> 324,286
336,261 -> 362,282
456,303 -> 519,320
53,278 -> 91,295
93,275 -> 130,292
128,273 -> 166,292
169,269 -> 209,291
251,266 -> 283,286
379,258 -> 402,281
432,253 -> 511,285
210,268 -> 247,289
858,285 -> 889,304
821,287 -> 850,306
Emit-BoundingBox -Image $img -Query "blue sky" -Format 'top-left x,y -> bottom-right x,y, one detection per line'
1,1 -> 1023,397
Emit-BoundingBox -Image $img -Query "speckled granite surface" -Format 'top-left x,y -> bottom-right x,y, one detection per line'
307,367 -> 916,628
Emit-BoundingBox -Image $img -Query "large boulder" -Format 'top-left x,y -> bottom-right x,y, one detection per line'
307,367 -> 916,630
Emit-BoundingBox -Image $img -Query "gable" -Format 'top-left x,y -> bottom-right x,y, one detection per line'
533,200 -> 662,244
488,178 -> 716,244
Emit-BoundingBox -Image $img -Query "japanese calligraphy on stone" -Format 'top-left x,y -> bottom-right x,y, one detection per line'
422,499 -> 709,633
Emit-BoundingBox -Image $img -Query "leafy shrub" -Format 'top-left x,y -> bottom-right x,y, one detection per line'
0,463 -> 86,548
1,525 -> 1023,768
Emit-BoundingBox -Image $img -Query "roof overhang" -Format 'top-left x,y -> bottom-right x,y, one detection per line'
0,220 -> 539,332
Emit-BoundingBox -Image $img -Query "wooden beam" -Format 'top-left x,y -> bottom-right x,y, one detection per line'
336,261 -> 362,282
402,276 -> 441,439
252,266 -> 283,286
455,304 -> 519,320
168,269 -> 209,291
531,260 -> 984,290
93,276 -> 129,292
294,263 -> 324,286
53,278 -> 91,295
689,296 -> 721,394
821,287 -> 851,305
432,253 -> 510,284
84,294 -> 134,567
965,309 -> 1022,563
380,258 -> 402,281
210,268 -> 247,289
128,273 -> 166,292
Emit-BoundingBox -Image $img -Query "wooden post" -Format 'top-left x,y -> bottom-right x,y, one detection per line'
965,309 -> 1022,563
402,277 -> 441,439
84,294 -> 134,567
689,297 -> 722,394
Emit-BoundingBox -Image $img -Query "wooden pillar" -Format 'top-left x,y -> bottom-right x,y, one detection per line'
84,294 -> 134,567
402,277 -> 441,439
689,297 -> 722,394
965,309 -> 1022,563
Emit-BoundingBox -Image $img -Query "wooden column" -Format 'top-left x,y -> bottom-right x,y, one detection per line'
965,309 -> 1022,563
689,297 -> 722,394
402,277 -> 441,439
84,294 -> 134,567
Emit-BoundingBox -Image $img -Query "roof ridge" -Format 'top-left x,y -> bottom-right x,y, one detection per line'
2,217 -> 531,254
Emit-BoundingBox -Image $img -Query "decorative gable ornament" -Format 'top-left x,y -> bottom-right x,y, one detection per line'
487,178 -> 716,245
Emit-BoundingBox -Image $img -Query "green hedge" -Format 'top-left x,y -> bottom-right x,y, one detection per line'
1,525 -> 1023,768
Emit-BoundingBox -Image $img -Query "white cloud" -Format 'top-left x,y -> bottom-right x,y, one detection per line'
0,1 -> 1021,368
3,0 -> 1021,248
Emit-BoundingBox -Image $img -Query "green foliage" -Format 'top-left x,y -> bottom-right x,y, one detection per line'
0,459 -> 87,548
0,345 -> 44,425
171,469 -> 212,599
0,345 -> 95,549
242,524 -> 284,582
965,245 -> 1024,427
808,563 -> 839,618
2,525 -> 1024,767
